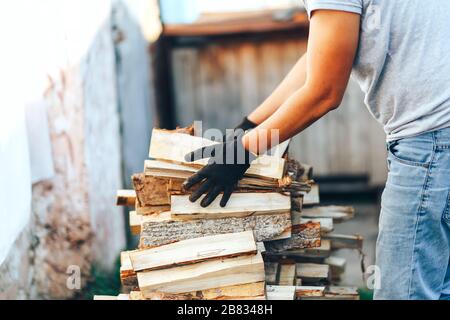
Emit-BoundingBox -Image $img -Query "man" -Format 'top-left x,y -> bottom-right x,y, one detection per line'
183,0 -> 450,300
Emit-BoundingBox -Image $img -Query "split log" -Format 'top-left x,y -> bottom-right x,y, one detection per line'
301,184 -> 320,206
136,203 -> 171,215
137,252 -> 265,296
120,251 -> 138,288
264,221 -> 321,253
130,231 -> 257,272
144,159 -> 311,192
324,234 -> 364,251
296,263 -> 330,285
266,240 -> 331,260
324,256 -> 347,281
301,206 -> 355,223
295,286 -> 326,299
132,174 -> 171,207
266,286 -> 296,300
171,193 -> 291,220
129,211 -> 141,235
129,282 -> 266,301
149,129 -> 286,180
278,263 -> 296,286
324,286 -> 360,300
116,190 -> 136,207
292,210 -> 334,234
140,212 -> 292,248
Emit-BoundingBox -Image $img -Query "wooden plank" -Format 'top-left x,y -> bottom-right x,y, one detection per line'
266,286 -> 296,301
301,184 -> 320,206
266,240 -> 331,260
295,286 -> 326,299
324,286 -> 360,300
130,231 -> 257,272
138,252 -> 265,295
278,263 -> 296,286
129,211 -> 141,235
120,251 -> 138,287
292,210 -> 334,233
148,129 -> 286,180
140,212 -> 291,248
264,262 -> 279,285
116,189 -> 136,207
324,234 -> 364,251
292,240 -> 331,258
200,282 -> 266,301
296,263 -> 330,284
264,221 -> 321,253
144,159 -> 311,192
171,193 -> 291,220
301,206 -> 355,223
130,282 -> 266,301
324,256 -> 347,280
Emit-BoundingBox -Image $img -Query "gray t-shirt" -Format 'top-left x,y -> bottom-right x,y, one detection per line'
303,0 -> 450,141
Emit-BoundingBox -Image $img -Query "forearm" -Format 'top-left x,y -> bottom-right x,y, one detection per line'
244,10 -> 360,154
247,53 -> 307,125
243,83 -> 342,154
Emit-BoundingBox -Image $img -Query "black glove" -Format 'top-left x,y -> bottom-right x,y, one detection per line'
224,117 -> 257,141
183,132 -> 256,208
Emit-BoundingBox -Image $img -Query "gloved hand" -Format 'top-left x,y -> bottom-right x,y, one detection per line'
224,117 -> 257,141
183,132 -> 256,208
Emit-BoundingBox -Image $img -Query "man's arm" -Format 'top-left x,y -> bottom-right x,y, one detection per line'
243,10 -> 360,153
247,53 -> 307,125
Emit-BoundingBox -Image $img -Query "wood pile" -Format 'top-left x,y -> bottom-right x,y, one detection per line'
95,126 -> 363,300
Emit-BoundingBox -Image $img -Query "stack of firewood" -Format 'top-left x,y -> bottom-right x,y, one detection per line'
94,126 -> 363,301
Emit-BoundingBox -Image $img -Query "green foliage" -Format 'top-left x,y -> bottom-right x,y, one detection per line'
76,256 -> 122,300
359,288 -> 374,300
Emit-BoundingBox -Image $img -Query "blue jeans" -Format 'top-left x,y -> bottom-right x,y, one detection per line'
374,127 -> 450,300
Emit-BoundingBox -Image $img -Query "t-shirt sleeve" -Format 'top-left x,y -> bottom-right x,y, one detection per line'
303,0 -> 363,18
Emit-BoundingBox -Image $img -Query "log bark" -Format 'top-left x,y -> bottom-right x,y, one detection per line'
140,212 -> 292,248
264,221 -> 321,253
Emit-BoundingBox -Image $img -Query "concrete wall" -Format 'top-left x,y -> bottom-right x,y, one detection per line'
0,0 -> 157,299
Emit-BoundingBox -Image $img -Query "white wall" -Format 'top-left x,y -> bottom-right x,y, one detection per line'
0,0 -> 130,299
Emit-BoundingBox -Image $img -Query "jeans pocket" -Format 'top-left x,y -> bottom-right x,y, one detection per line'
387,140 -> 431,168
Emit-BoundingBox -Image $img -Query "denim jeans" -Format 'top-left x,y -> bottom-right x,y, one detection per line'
374,127 -> 450,300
